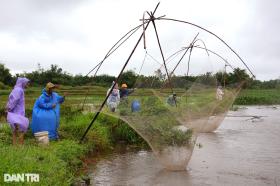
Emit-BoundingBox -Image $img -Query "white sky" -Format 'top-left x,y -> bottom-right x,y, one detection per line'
0,0 -> 279,80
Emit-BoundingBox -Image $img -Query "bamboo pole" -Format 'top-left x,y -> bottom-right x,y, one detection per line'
80,2 -> 161,142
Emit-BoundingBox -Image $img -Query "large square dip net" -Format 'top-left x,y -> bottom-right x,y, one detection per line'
80,3 -> 254,171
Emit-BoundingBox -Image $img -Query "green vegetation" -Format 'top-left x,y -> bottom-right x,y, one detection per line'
118,96 -> 194,150
145,120 -> 193,148
0,138 -> 86,186
0,63 -> 263,88
0,109 -> 146,185
0,64 -> 14,86
234,89 -> 280,105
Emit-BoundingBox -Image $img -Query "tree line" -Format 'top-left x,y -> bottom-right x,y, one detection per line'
0,63 -> 279,89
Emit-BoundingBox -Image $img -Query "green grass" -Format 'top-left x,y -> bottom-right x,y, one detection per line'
0,139 -> 86,186
0,120 -> 87,186
234,89 -> 280,105
0,110 -> 145,185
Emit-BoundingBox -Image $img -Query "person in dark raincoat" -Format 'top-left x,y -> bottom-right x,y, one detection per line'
31,82 -> 66,140
6,77 -> 30,145
167,93 -> 177,106
120,83 -> 135,101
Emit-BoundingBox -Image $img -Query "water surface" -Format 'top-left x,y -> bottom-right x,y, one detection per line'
89,106 -> 280,186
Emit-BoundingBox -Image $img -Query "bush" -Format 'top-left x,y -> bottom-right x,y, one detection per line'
0,82 -> 9,89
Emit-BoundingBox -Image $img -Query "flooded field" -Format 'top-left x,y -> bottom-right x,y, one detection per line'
89,106 -> 280,186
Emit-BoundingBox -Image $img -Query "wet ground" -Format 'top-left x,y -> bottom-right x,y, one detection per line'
89,106 -> 280,186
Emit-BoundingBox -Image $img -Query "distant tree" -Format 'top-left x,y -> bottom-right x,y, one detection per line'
3,63 -> 277,90
0,63 -> 14,85
171,76 -> 192,89
277,77 -> 280,89
194,72 -> 216,87
248,79 -> 262,89
226,68 -> 251,88
215,71 -> 227,87
154,69 -> 166,82
119,70 -> 137,88
23,64 -> 73,86
92,74 -> 115,87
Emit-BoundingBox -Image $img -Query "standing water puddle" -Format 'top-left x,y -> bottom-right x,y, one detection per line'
89,106 -> 280,185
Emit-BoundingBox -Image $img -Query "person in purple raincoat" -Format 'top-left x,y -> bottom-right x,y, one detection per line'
6,77 -> 30,145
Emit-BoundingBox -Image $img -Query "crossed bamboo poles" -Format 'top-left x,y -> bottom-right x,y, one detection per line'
80,2 -> 254,142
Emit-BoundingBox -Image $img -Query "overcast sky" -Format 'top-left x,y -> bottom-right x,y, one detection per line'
0,0 -> 279,80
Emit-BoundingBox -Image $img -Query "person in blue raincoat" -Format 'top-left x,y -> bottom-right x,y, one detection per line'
31,82 -> 66,140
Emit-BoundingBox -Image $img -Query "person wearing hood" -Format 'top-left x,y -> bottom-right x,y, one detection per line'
106,81 -> 120,112
31,82 -> 66,140
6,77 -> 30,145
216,85 -> 224,101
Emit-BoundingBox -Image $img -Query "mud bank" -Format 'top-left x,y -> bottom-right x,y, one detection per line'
89,106 -> 280,186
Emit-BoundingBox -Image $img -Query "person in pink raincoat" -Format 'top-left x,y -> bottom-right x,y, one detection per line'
6,77 -> 30,145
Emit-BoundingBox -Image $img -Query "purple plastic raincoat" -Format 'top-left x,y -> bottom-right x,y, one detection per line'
6,77 -> 30,132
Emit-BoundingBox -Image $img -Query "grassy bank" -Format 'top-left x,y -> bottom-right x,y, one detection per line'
0,111 -> 146,185
234,89 -> 280,105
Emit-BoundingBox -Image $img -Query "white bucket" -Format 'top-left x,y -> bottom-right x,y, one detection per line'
34,131 -> 49,145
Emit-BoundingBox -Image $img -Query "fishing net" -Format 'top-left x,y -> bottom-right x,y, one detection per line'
81,5 -> 253,171
113,66 -> 241,170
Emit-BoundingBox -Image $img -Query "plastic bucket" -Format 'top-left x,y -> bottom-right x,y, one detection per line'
34,131 -> 49,145
131,100 -> 140,112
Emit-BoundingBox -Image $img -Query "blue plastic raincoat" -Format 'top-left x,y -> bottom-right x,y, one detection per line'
31,89 -> 64,140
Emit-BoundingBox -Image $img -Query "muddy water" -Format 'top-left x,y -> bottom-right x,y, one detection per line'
89,106 -> 280,186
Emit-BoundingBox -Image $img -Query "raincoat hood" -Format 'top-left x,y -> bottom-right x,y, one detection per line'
42,88 -> 53,97
42,88 -> 48,95
15,77 -> 30,89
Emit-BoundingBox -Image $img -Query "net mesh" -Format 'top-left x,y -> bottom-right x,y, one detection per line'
84,16 -> 251,170
97,63 -> 243,170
